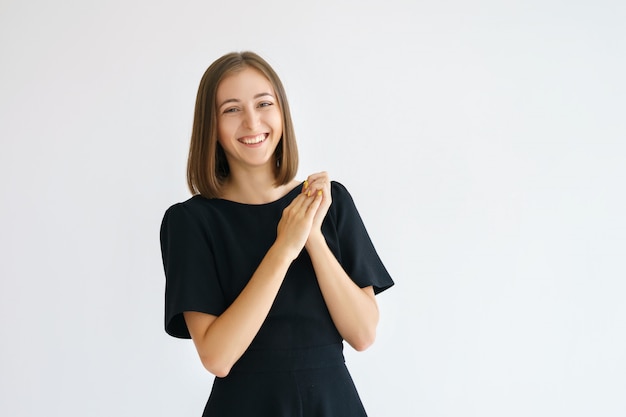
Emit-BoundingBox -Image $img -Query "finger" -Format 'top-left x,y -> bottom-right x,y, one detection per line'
302,177 -> 326,194
303,182 -> 324,198
306,172 -> 330,189
289,194 -> 307,212
286,193 -> 317,224
307,183 -> 330,202
288,191 -> 319,217
305,189 -> 324,215
285,193 -> 308,214
305,180 -> 325,193
306,171 -> 328,181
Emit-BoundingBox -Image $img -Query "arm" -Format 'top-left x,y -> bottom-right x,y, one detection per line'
185,190 -> 322,378
306,234 -> 379,351
303,173 -> 380,351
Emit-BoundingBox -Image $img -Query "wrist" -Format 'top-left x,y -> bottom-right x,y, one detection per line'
269,239 -> 301,264
305,230 -> 326,250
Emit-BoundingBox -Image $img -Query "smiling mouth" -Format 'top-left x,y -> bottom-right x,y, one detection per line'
238,133 -> 267,145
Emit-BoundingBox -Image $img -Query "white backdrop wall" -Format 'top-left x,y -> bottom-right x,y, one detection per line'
1,1 -> 625,416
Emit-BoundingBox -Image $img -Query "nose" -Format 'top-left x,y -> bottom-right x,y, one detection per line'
243,108 -> 260,129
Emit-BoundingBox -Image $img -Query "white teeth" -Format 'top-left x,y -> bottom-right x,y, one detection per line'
240,134 -> 266,144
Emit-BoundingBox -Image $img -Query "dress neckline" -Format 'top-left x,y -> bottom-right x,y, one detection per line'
211,181 -> 304,207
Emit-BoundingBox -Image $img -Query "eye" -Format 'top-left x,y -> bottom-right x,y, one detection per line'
258,101 -> 274,108
222,107 -> 239,114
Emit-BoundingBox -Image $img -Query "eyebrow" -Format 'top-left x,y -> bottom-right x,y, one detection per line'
218,92 -> 275,109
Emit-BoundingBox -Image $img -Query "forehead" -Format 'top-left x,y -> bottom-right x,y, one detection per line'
216,67 -> 275,101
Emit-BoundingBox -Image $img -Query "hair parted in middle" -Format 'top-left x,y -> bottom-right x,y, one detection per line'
186,51 -> 299,199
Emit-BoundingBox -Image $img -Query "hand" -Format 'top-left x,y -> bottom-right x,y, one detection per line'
275,190 -> 323,260
302,172 -> 332,239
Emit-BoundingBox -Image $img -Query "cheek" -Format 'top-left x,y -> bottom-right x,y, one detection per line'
216,127 -> 233,151
217,118 -> 236,139
270,111 -> 283,134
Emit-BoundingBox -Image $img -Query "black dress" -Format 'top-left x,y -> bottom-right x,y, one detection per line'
160,181 -> 394,416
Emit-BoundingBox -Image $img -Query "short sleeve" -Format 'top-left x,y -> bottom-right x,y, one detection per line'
329,182 -> 394,294
160,202 -> 226,339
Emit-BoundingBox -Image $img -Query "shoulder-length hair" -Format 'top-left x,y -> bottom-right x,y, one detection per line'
186,51 -> 299,198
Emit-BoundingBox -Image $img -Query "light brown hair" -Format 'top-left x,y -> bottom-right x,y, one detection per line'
186,51 -> 299,198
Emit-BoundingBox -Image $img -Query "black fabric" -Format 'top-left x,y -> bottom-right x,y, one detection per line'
205,357 -> 367,417
160,181 -> 394,416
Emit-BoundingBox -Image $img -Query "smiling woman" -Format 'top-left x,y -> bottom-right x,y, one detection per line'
185,52 -> 299,201
215,68 -> 284,181
160,51 -> 394,416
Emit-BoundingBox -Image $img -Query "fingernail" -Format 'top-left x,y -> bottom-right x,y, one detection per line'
303,180 -> 308,189
317,190 -> 322,197
307,191 -> 311,197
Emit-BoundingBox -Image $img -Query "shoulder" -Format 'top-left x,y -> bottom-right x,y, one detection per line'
161,195 -> 221,230
330,180 -> 352,199
163,195 -> 199,219
330,180 -> 358,207
328,180 -> 363,223
165,194 -> 219,216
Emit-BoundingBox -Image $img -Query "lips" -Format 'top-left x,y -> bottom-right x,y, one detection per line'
238,133 -> 267,145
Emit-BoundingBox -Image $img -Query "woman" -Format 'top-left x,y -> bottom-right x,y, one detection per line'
160,51 -> 394,416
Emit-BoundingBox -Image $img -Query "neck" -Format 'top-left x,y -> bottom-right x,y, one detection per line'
223,164 -> 292,204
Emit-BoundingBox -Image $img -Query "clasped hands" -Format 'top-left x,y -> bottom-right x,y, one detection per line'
276,172 -> 331,259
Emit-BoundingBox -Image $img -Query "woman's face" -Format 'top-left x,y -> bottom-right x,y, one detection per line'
215,67 -> 283,174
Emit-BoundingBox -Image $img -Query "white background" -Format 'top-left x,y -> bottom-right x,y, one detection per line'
1,1 -> 625,416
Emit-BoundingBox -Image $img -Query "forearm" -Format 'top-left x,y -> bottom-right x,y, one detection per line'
188,243 -> 293,377
305,232 -> 379,351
